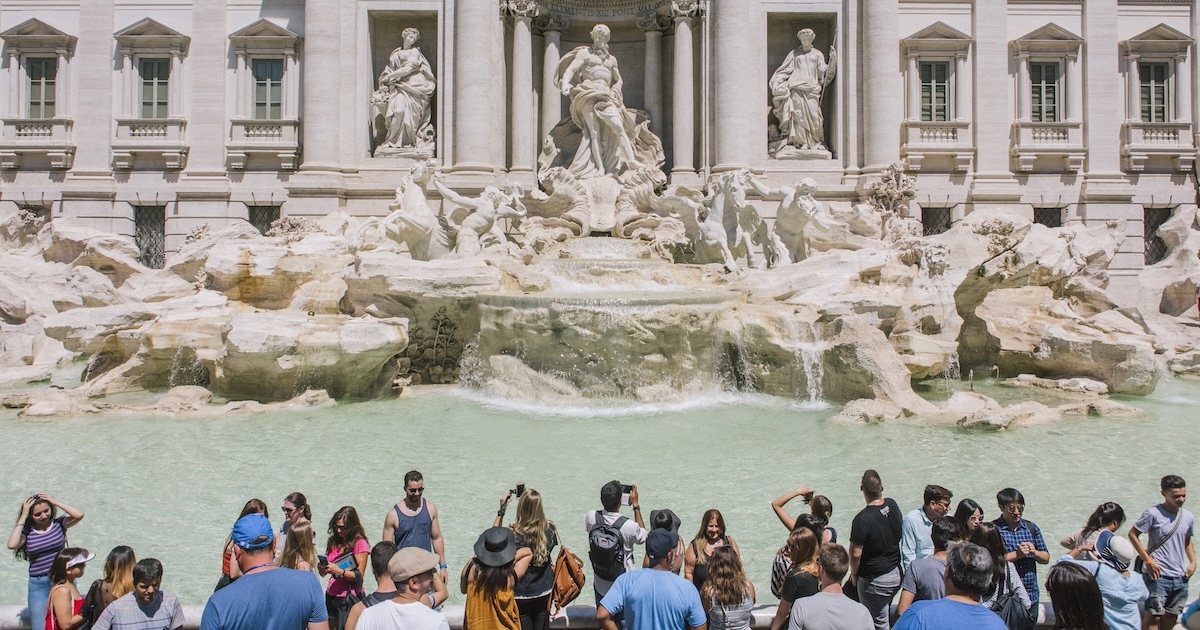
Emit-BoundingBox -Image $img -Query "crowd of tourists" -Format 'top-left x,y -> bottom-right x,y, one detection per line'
8,470 -> 1197,630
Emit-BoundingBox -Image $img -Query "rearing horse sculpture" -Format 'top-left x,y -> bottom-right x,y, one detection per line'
355,160 -> 455,260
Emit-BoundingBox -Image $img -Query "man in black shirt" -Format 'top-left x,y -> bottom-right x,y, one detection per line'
848,469 -> 903,630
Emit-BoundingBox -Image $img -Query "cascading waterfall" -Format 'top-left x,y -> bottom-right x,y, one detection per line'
464,238 -> 741,406
781,316 -> 826,406
167,346 -> 209,388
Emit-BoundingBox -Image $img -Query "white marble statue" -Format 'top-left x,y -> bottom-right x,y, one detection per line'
770,28 -> 836,158
370,27 -> 436,157
353,160 -> 455,260
540,24 -> 664,180
773,177 -> 834,263
431,175 -> 527,258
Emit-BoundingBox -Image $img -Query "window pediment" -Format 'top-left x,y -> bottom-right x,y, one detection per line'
229,19 -> 301,55
1011,23 -> 1082,57
114,18 -> 189,55
1121,23 -> 1192,58
1,19 -> 76,53
902,22 -> 972,58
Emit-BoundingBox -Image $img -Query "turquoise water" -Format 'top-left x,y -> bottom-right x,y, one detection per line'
1,378 -> 1198,608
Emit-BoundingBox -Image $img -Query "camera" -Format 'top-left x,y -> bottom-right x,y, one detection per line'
510,483 -> 525,498
621,484 -> 633,506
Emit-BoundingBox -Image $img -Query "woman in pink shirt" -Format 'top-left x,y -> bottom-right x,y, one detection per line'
320,506 -> 370,630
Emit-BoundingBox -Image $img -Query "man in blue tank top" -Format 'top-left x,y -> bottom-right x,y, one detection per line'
382,470 -> 448,582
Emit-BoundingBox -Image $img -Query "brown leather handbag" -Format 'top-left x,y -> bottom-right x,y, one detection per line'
548,545 -> 587,614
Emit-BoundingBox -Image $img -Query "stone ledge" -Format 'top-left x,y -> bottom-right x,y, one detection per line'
0,602 -> 1094,630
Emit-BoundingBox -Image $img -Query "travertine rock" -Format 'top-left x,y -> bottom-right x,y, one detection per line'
203,234 -> 354,310
974,286 -> 1157,395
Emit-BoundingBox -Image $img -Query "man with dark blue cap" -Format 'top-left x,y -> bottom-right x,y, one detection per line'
201,514 -> 329,630
597,528 -> 706,630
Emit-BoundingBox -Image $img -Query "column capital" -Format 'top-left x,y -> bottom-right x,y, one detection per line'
501,0 -> 538,19
636,14 -> 672,34
670,0 -> 704,19
533,13 -> 568,34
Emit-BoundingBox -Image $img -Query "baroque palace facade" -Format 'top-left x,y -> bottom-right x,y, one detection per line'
0,0 -> 1196,300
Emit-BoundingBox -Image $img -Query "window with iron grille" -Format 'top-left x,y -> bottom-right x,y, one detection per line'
1033,207 -> 1063,228
1030,62 -> 1059,123
920,61 -> 950,122
27,58 -> 56,118
140,59 -> 170,119
252,59 -> 284,120
248,205 -> 279,235
922,207 -> 952,236
134,206 -> 166,269
1139,62 -> 1170,122
1144,207 -> 1171,266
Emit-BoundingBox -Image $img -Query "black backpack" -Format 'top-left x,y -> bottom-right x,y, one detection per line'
588,511 -> 628,581
992,570 -> 1036,630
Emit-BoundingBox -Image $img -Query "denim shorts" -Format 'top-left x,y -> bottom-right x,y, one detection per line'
1144,575 -> 1189,616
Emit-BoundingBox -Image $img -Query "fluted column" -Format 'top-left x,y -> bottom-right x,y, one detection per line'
454,0 -> 506,172
536,14 -> 567,140
506,2 -> 536,173
862,0 -> 901,170
671,5 -> 697,174
300,0 -> 341,171
637,14 -> 670,139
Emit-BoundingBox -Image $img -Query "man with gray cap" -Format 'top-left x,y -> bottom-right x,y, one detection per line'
348,547 -> 450,630
1058,529 -> 1148,630
893,543 -> 1005,630
597,529 -> 706,630
201,514 -> 328,630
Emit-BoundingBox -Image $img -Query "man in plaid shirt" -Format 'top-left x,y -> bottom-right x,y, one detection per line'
992,487 -> 1049,605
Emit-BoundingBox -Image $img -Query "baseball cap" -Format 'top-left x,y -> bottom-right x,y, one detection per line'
1096,530 -> 1135,572
231,514 -> 275,550
389,547 -> 441,582
646,528 -> 678,564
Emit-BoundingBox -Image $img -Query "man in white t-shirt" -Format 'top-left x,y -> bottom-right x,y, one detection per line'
585,480 -> 649,613
351,548 -> 449,630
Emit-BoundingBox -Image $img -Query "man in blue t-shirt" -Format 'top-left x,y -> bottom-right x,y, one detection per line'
893,542 -> 1006,630
598,528 -> 706,630
201,514 -> 329,630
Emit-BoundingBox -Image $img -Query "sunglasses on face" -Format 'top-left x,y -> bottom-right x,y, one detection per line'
407,487 -> 425,494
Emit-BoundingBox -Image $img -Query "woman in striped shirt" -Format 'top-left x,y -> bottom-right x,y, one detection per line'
7,495 -> 85,629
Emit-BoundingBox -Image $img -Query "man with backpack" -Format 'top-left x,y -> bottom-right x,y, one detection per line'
585,480 -> 648,624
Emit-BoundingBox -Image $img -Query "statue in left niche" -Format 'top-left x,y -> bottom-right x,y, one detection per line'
370,27 -> 436,157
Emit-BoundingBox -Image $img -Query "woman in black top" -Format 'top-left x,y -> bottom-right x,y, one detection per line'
686,509 -> 741,597
495,488 -> 557,630
769,527 -> 820,630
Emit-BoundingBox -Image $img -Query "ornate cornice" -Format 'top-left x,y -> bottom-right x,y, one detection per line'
670,0 -> 703,19
533,13 -> 570,33
635,14 -> 672,33
501,0 -> 539,19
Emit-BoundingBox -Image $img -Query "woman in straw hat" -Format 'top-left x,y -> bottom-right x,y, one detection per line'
461,527 -> 532,630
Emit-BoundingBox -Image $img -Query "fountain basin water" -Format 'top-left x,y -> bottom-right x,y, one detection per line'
2,379 -> 1198,609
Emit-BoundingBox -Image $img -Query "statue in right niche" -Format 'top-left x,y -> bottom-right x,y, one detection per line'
770,28 -> 836,158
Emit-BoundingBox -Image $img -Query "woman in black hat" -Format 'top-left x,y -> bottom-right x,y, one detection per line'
461,527 -> 533,630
